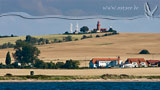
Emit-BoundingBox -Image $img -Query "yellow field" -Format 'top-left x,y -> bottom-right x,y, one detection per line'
0,37 -> 25,45
0,68 -> 160,76
0,34 -> 81,45
1,33 -> 160,67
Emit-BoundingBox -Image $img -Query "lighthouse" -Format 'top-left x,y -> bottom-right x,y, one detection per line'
76,23 -> 79,32
70,23 -> 73,33
97,21 -> 101,32
74,23 -> 79,34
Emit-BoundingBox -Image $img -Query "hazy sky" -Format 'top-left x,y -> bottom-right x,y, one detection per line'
0,0 -> 160,36
0,0 -> 160,17
0,15 -> 160,36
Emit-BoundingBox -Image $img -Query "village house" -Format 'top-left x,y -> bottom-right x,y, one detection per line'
89,56 -> 123,68
146,60 -> 160,67
123,58 -> 148,68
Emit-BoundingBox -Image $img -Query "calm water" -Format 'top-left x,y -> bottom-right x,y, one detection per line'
0,82 -> 160,90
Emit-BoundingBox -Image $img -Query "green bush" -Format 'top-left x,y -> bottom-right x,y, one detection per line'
63,60 -> 80,69
0,42 -> 15,49
96,35 -> 100,38
81,35 -> 93,40
63,36 -> 72,42
139,49 -> 150,54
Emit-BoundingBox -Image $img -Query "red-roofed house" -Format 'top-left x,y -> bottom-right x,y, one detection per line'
89,56 -> 123,68
124,58 -> 148,68
146,60 -> 160,67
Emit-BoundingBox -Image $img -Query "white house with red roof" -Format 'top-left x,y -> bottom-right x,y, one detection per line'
123,58 -> 148,68
89,56 -> 123,68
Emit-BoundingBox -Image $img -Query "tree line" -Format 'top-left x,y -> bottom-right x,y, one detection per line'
64,26 -> 118,34
0,35 -> 78,49
0,40 -> 80,69
0,34 -> 17,38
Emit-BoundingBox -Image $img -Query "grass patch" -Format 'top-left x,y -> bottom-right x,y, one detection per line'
1,74 -> 160,80
0,74 -> 160,80
101,74 -> 136,79
0,76 -> 27,80
101,74 -> 160,80
142,76 -> 160,79
0,75 -> 101,80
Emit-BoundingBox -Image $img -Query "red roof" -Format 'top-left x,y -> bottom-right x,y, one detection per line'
126,58 -> 148,65
147,60 -> 160,65
91,58 -> 119,64
127,58 -> 146,62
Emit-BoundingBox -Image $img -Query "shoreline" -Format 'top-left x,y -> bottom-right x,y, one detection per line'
0,79 -> 160,82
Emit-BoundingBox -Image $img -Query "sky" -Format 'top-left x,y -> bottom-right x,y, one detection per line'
0,0 -> 160,17
0,0 -> 160,36
0,14 -> 160,36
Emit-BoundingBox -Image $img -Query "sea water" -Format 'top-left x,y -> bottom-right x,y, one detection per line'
0,82 -> 160,90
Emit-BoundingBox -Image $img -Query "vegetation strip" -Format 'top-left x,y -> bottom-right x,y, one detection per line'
1,74 -> 160,80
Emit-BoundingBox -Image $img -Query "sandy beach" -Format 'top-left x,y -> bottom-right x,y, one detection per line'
0,68 -> 160,76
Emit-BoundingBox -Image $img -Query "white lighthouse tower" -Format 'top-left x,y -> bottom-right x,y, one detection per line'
76,23 -> 79,32
70,23 -> 73,33
75,23 -> 79,34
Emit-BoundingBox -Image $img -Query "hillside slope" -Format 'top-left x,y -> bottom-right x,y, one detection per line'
1,33 -> 160,67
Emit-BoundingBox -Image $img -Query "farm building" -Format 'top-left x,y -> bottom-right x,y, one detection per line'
124,58 -> 148,68
89,56 -> 123,68
146,60 -> 160,67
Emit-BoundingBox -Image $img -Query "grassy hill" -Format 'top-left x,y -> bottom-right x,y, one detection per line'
1,33 -> 160,67
0,33 -> 108,45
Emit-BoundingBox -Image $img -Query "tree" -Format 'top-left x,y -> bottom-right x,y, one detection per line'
64,31 -> 69,34
25,35 -> 38,44
108,28 -> 113,32
25,35 -> 32,42
45,39 -> 50,44
47,62 -> 56,69
139,49 -> 150,54
13,40 -> 40,66
56,62 -> 65,69
11,34 -> 14,37
80,26 -> 89,33
5,51 -> 11,65
63,60 -> 80,69
34,59 -> 49,69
